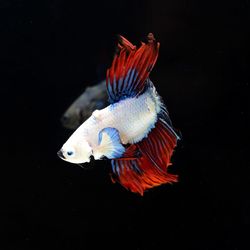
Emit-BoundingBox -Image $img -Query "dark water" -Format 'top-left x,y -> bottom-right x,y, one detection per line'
2,0 -> 249,249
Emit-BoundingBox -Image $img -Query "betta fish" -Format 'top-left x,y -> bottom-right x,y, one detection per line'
61,80 -> 108,130
58,33 -> 180,195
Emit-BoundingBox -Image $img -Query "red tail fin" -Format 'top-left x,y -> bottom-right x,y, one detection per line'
111,120 -> 178,195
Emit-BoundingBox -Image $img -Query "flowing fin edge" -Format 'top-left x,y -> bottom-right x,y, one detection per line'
110,118 -> 179,195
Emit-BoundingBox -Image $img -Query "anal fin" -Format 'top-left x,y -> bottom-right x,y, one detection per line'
110,119 -> 179,195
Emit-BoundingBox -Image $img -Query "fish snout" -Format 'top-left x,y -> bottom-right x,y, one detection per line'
57,149 -> 65,159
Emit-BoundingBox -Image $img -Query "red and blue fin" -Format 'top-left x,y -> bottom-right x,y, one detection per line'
106,33 -> 160,103
110,119 -> 178,195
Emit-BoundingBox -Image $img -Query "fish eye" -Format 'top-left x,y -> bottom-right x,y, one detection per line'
67,150 -> 74,157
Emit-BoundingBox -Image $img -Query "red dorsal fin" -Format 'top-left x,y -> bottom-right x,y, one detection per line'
106,33 -> 160,103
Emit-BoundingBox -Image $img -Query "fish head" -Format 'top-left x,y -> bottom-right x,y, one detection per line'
58,137 -> 92,164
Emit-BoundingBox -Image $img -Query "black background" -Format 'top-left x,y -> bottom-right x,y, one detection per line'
1,0 -> 249,249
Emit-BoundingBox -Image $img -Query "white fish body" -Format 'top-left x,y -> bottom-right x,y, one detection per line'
62,85 -> 161,162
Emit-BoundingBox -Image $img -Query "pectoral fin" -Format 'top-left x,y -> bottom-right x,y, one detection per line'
95,128 -> 125,160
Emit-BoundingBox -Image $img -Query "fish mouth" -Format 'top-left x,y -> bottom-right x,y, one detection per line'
57,150 -> 65,159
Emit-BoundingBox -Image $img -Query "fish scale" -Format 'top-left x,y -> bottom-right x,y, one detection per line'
80,86 -> 158,148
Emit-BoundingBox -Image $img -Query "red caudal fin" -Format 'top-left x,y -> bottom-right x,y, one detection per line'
106,33 -> 160,103
110,120 -> 178,195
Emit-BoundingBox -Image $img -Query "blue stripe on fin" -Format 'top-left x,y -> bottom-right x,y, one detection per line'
111,160 -> 116,174
107,68 -> 139,102
107,79 -> 115,102
127,68 -> 138,94
113,76 -> 117,96
118,76 -> 123,93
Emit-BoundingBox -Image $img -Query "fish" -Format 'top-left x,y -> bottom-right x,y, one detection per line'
58,33 -> 180,195
61,80 -> 108,130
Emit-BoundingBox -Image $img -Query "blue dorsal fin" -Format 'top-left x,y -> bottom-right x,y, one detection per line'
95,127 -> 125,159
106,33 -> 160,103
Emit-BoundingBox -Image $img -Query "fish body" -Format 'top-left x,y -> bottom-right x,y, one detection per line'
58,33 -> 180,195
63,82 -> 174,159
61,80 -> 108,130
